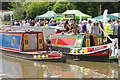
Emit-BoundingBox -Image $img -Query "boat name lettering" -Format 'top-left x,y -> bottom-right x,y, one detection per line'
94,46 -> 103,51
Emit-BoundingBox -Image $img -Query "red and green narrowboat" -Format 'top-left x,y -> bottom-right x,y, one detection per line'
48,33 -> 118,61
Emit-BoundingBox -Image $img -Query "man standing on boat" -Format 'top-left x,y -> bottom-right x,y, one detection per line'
105,20 -> 114,43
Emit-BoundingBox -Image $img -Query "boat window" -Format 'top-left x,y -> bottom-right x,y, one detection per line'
75,36 -> 84,48
56,37 -> 76,47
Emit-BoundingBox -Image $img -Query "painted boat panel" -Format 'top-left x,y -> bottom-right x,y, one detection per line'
108,38 -> 118,59
79,49 -> 109,56
33,53 -> 62,59
50,34 -> 85,48
2,34 -> 22,49
0,33 -> 22,51
70,45 -> 109,55
0,32 -> 46,52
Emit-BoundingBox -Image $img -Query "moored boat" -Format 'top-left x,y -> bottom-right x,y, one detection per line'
0,30 -> 66,63
47,33 -> 118,61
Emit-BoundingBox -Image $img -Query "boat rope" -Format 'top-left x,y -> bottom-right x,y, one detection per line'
99,25 -> 113,42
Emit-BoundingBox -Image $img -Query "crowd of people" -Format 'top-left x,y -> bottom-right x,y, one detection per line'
11,18 -> 120,46
11,18 -> 57,27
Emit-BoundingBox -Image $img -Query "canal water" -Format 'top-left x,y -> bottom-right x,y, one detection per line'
0,52 -> 118,78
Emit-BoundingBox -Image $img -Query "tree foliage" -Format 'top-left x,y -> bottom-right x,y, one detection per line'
8,2 -> 31,20
26,2 -> 54,19
4,2 -> 120,20
52,2 -> 75,13
2,2 -> 12,10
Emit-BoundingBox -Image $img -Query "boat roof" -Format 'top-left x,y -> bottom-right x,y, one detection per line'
0,30 -> 42,33
51,33 -> 86,36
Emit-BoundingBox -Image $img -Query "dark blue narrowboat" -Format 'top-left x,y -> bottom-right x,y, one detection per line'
0,30 -> 66,63
0,31 -> 45,52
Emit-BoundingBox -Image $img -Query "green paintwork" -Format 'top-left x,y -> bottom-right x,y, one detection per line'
109,56 -> 117,59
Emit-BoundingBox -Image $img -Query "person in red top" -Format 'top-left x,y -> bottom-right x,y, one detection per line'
56,29 -> 61,33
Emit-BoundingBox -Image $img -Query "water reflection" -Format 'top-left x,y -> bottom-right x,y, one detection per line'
1,55 -> 118,78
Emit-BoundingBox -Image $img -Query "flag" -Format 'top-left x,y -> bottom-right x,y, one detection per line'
103,9 -> 108,30
79,11 -> 81,21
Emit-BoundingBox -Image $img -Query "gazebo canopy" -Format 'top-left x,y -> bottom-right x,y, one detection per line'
111,13 -> 120,18
93,14 -> 119,21
62,10 -> 92,19
36,11 -> 56,19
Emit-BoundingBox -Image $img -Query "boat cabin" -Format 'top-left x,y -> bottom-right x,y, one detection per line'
49,33 -> 102,52
0,31 -> 45,52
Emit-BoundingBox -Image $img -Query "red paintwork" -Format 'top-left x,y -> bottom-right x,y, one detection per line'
0,32 -> 23,35
56,38 -> 76,46
86,45 -> 108,53
51,37 -> 57,44
48,54 -> 61,58
80,49 -> 109,56
20,34 -> 23,51
109,49 -> 112,56
0,47 -> 20,52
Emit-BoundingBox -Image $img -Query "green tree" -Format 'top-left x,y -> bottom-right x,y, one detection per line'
26,2 -> 55,19
52,2 -> 75,14
7,2 -> 120,20
102,2 -> 120,14
87,3 -> 99,17
2,2 -> 12,10
73,2 -> 89,14
13,7 -> 25,20
8,2 -> 30,20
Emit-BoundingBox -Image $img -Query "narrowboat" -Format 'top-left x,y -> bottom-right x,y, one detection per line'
48,33 -> 118,61
0,30 -> 66,63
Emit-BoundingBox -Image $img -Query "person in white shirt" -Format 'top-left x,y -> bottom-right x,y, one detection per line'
86,20 -> 92,33
34,21 -> 38,27
113,19 -> 119,38
77,21 -> 82,32
60,19 -> 64,27
14,20 -> 18,26
22,20 -> 26,26
56,21 -> 61,27
26,20 -> 30,27
91,21 -> 99,34
45,21 -> 49,27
